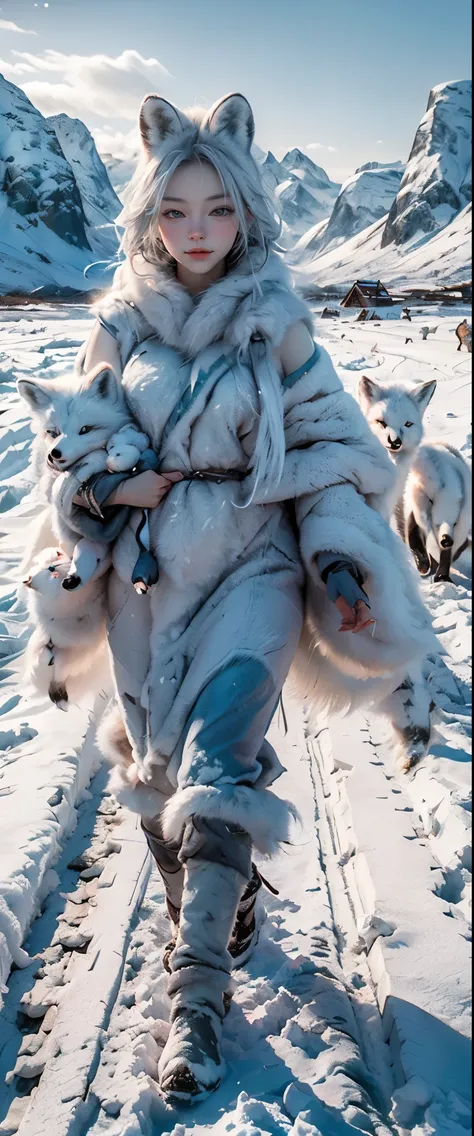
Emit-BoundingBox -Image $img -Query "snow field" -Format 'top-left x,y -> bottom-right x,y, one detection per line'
0,307 -> 471,1135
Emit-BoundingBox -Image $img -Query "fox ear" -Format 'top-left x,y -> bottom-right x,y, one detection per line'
413,379 -> 436,413
204,93 -> 255,153
139,94 -> 190,157
17,379 -> 53,414
81,364 -> 118,401
359,375 -> 381,404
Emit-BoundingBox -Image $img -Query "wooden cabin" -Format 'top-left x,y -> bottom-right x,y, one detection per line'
341,280 -> 394,308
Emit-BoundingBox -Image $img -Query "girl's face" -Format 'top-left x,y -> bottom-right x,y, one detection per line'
157,160 -> 241,284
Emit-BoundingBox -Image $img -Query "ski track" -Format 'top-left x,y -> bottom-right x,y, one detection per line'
0,305 -> 471,1136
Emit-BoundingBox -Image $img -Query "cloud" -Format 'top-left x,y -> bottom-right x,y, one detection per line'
375,139 -> 384,145
0,57 -> 38,75
0,18 -> 36,34
92,123 -> 140,160
8,48 -> 171,120
306,142 -> 338,153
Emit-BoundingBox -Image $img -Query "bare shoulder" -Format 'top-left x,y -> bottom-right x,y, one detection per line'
276,320 -> 315,378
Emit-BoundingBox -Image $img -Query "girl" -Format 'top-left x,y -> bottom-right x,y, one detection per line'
45,93 -> 433,1102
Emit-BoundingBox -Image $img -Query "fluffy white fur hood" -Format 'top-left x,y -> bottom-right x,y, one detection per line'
99,247 -> 311,356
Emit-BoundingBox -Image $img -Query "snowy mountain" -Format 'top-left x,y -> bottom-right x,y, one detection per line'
260,148 -> 341,246
356,160 -> 404,173
298,79 -> 472,289
49,114 -> 121,254
298,201 -> 471,292
0,74 -> 120,295
101,152 -> 139,198
295,163 -> 404,259
261,150 -> 287,189
381,79 -> 472,247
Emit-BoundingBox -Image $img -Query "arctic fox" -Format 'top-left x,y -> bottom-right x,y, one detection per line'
23,547 -> 107,710
17,364 -> 150,588
358,376 -> 437,525
405,442 -> 472,582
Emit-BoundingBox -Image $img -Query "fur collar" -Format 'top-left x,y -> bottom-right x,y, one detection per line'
109,248 -> 311,355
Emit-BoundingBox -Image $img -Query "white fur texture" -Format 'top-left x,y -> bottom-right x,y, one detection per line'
17,366 -> 149,584
23,547 -> 107,704
108,765 -> 167,819
97,247 -> 311,357
161,784 -> 299,857
359,375 -> 436,516
405,441 -> 472,562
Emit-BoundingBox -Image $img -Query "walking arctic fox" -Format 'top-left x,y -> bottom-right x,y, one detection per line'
405,442 -> 472,582
23,547 -> 107,709
358,376 -> 437,525
17,364 -> 151,589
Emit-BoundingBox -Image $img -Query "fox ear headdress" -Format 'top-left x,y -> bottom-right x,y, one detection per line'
138,92 -> 255,159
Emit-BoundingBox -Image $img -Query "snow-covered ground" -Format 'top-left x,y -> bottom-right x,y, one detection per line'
0,306 -> 471,1136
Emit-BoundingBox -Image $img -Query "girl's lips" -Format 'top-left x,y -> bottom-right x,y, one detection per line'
185,250 -> 212,257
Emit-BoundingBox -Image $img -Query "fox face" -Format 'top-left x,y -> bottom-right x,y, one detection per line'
17,364 -> 129,470
359,376 -> 436,460
23,548 -> 71,597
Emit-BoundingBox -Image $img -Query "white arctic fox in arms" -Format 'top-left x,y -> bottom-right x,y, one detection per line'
23,547 -> 107,710
405,442 -> 472,583
18,364 -> 152,707
358,375 -> 437,527
17,363 -> 150,590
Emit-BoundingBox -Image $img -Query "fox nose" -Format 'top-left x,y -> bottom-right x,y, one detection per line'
50,447 -> 62,459
388,437 -> 402,450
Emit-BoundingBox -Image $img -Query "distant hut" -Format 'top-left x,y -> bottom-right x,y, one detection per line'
341,280 -> 394,308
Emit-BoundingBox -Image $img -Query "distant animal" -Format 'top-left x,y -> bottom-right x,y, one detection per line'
404,443 -> 471,583
402,307 -> 412,322
455,320 -> 472,352
359,375 -> 437,522
420,325 -> 438,340
23,547 -> 107,710
405,338 -> 413,344
17,365 -> 156,592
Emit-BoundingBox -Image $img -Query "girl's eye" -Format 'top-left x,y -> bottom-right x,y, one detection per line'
46,427 -> 59,438
79,425 -> 94,435
163,209 -> 184,219
376,419 -> 387,428
211,207 -> 234,217
405,421 -> 413,427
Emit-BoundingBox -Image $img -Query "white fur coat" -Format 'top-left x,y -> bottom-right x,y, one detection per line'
68,248 -> 435,841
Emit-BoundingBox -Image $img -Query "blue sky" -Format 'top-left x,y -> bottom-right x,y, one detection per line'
0,0 -> 472,182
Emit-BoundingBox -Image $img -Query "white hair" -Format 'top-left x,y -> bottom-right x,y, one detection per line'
118,107 -> 286,498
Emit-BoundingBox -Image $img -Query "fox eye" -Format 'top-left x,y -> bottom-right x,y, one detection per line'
405,421 -> 413,427
376,419 -> 387,428
46,427 -> 59,438
79,425 -> 94,435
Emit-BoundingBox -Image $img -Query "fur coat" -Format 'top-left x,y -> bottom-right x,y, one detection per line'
62,248 -> 435,840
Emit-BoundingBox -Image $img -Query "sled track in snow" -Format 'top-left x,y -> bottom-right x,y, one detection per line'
0,710 -> 400,1136
1,702 -> 470,1135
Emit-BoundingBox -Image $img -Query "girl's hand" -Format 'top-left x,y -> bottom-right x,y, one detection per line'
336,596 -> 375,634
108,470 -> 183,508
317,556 -> 376,635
